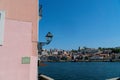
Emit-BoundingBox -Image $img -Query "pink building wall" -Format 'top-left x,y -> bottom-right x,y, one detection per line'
0,0 -> 39,56
0,19 -> 37,80
0,0 -> 39,80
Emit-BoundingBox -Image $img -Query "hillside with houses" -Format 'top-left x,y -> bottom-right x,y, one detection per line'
38,47 -> 120,62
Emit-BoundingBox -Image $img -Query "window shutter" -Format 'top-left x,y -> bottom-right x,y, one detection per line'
0,11 -> 5,46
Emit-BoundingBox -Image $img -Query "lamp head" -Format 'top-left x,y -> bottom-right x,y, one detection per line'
45,32 -> 53,44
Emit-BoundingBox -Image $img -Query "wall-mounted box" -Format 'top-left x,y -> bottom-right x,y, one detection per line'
0,11 -> 5,46
22,57 -> 30,64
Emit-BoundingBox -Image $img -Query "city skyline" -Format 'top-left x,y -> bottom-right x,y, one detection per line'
39,0 -> 120,50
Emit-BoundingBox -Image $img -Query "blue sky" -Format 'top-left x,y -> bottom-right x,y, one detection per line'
39,0 -> 120,50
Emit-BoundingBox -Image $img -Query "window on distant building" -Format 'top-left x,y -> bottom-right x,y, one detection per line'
0,11 -> 5,46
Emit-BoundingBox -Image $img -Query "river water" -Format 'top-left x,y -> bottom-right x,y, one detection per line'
38,62 -> 120,80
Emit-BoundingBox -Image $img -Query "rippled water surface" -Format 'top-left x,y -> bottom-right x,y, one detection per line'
38,62 -> 120,80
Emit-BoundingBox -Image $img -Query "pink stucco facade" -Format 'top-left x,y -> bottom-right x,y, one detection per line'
0,0 -> 39,80
0,0 -> 39,56
0,19 -> 37,80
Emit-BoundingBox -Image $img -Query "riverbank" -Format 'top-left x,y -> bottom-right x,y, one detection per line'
46,59 -> 120,62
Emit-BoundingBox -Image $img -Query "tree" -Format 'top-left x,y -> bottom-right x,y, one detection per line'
71,49 -> 77,53
98,47 -> 102,51
84,56 -> 89,60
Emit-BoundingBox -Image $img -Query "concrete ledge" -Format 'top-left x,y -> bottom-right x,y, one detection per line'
39,74 -> 54,80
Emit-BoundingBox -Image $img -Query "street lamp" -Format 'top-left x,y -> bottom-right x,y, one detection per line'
38,32 -> 53,55
46,32 -> 53,44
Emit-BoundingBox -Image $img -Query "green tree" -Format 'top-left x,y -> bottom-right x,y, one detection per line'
71,49 -> 78,53
98,47 -> 102,51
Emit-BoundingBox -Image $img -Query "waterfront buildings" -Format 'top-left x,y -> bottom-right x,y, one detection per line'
39,47 -> 120,62
0,0 -> 40,80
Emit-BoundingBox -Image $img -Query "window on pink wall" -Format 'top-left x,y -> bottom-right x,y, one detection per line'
0,11 -> 5,46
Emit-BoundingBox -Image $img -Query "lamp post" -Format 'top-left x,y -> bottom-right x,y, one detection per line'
38,32 -> 53,55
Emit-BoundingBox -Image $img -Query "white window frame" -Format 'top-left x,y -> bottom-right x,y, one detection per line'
0,11 -> 5,46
